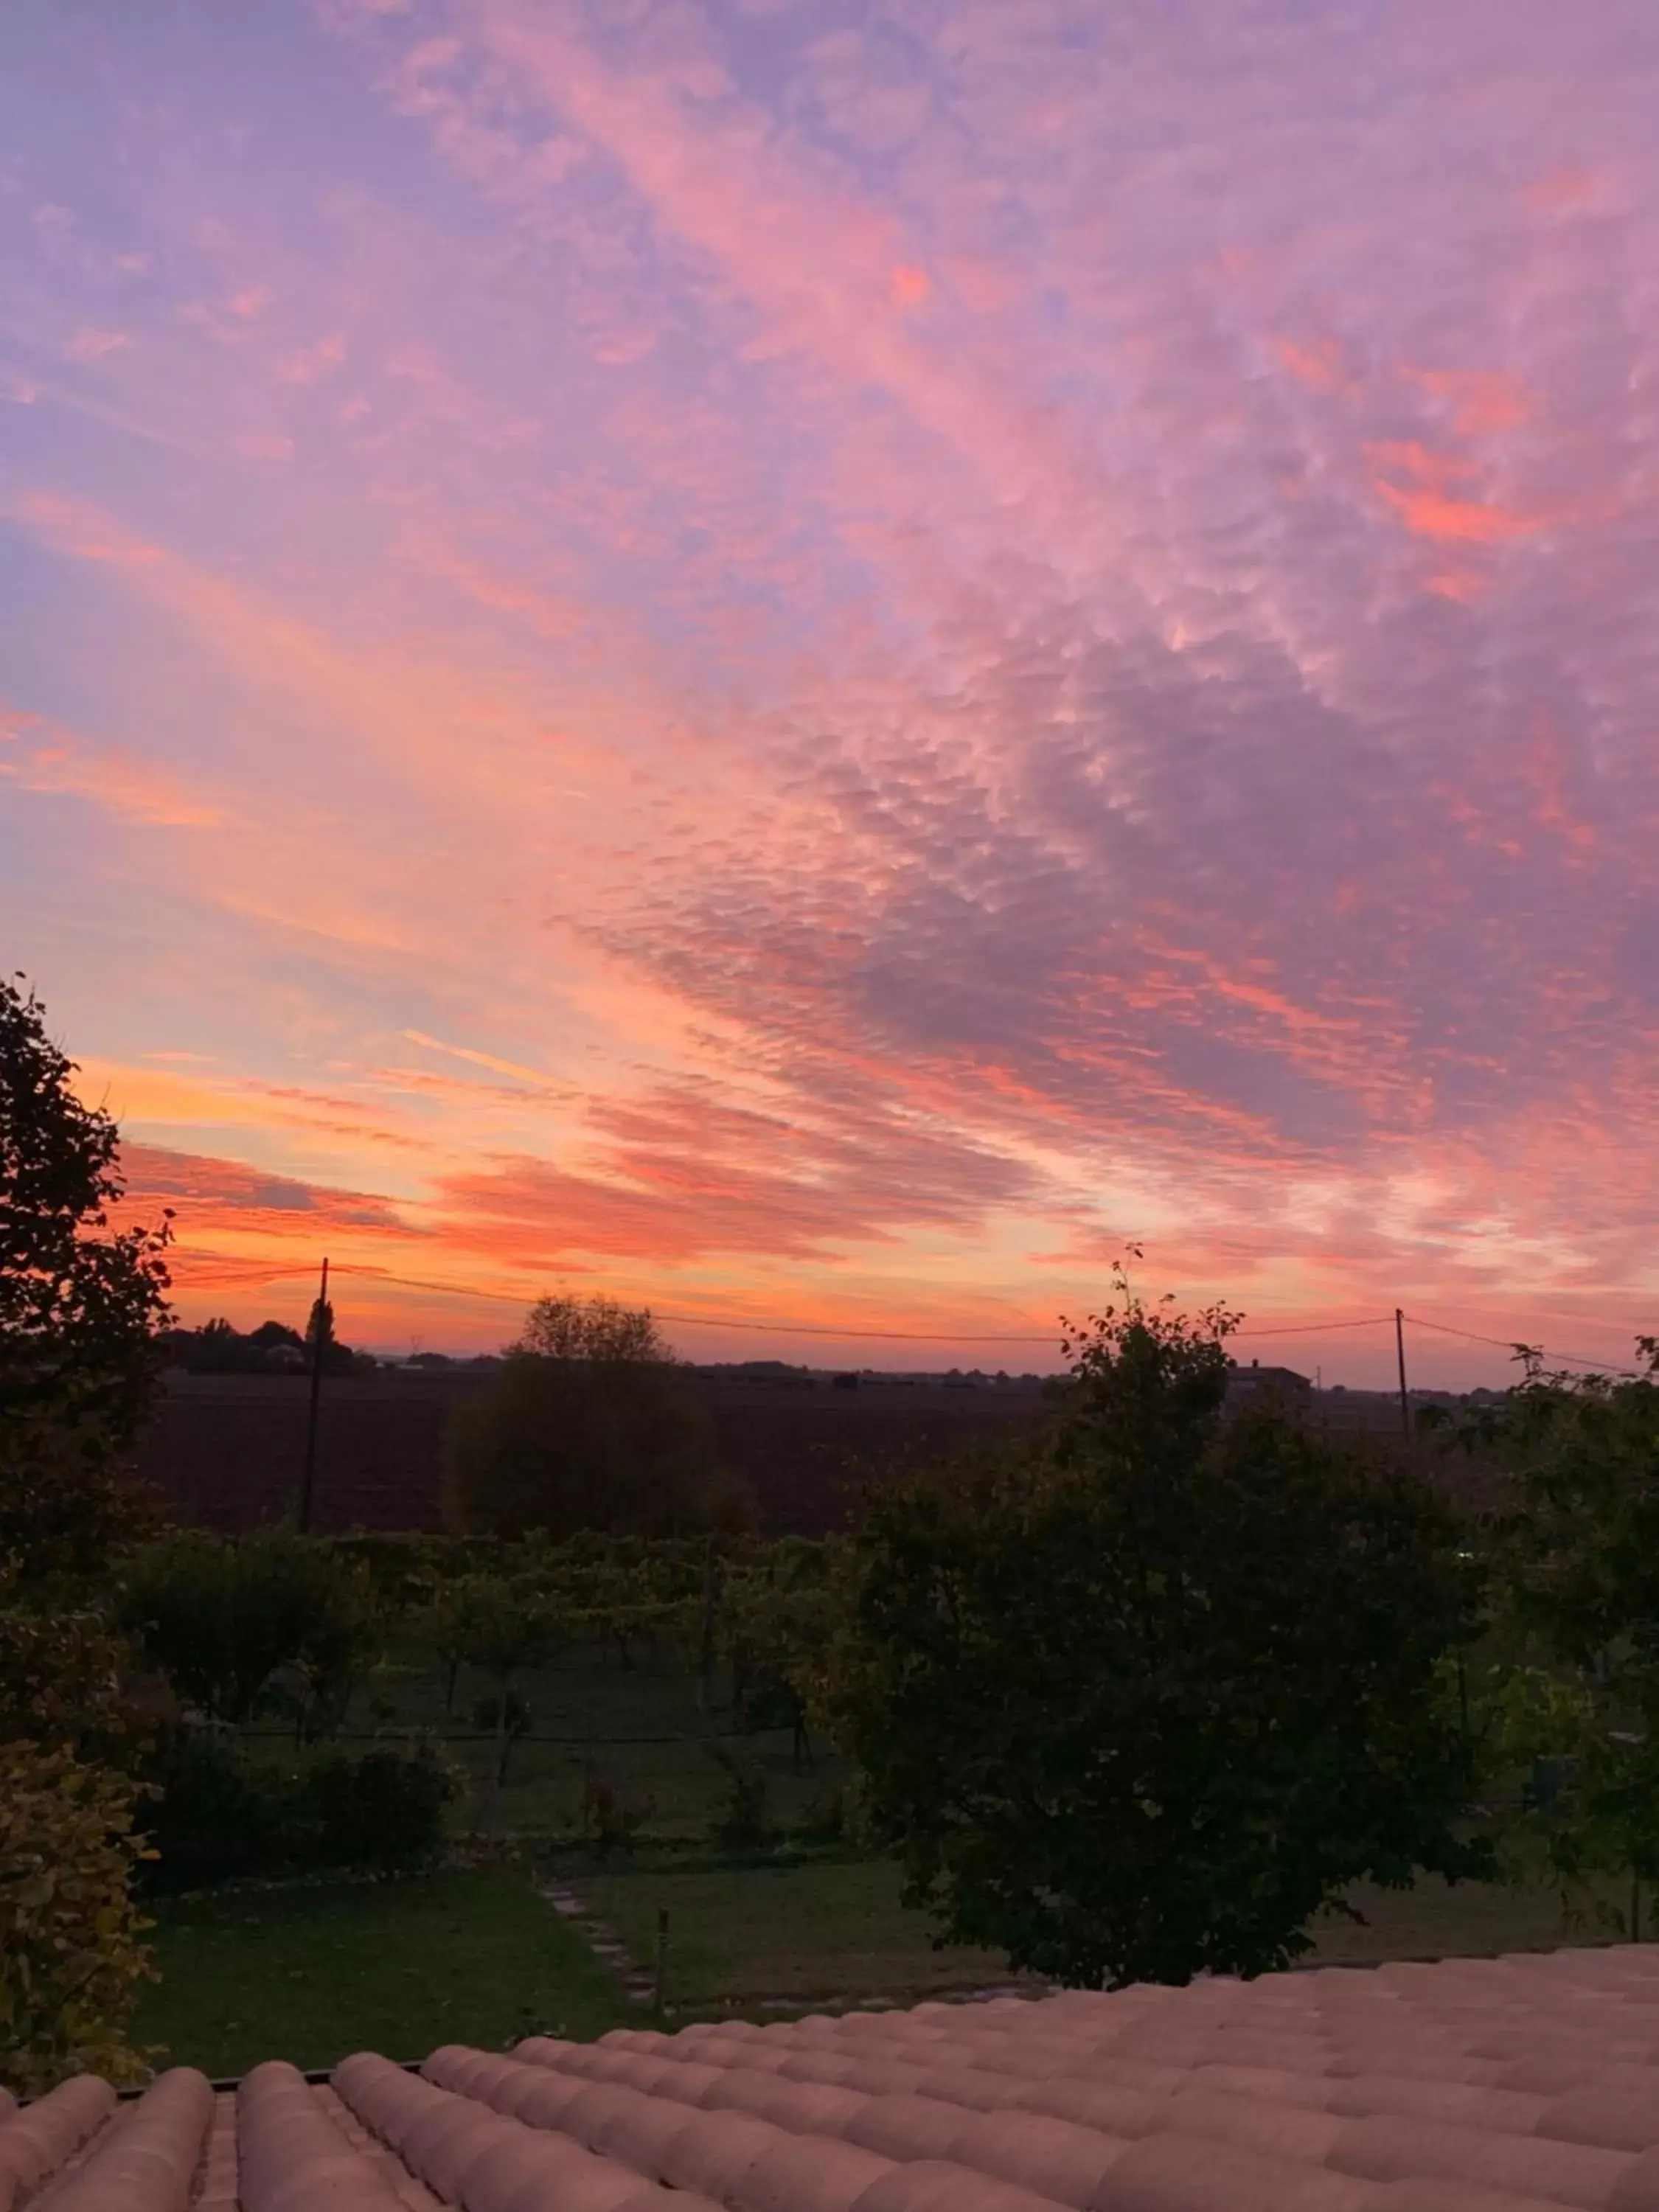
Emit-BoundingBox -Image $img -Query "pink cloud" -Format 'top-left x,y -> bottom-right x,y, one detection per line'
6,0 -> 1659,1381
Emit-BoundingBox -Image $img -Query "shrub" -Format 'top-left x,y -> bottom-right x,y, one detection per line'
0,1740 -> 154,2094
704,1742 -> 770,1851
579,1767 -> 655,1857
137,1730 -> 312,1894
139,1733 -> 454,1891
307,1747 -> 453,1874
793,1785 -> 846,1845
122,1531 -> 381,1733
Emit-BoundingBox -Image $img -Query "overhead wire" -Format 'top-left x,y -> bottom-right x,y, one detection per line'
166,1258 -> 1651,1374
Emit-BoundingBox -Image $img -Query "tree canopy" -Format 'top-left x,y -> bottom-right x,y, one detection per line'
442,1295 -> 751,1540
1,975 -> 172,1445
824,1263 -> 1491,1988
1,977 -> 171,1579
1469,1340 -> 1659,1930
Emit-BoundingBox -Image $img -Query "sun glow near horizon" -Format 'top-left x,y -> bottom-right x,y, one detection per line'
7,0 -> 1659,1390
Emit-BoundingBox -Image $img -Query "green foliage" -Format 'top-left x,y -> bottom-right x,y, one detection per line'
138,1731 -> 316,1893
578,1765 -> 656,1855
122,1531 -> 383,1733
1472,1343 -> 1659,1929
721,1536 -> 846,1762
703,1741 -> 771,1850
420,1571 -> 567,1686
420,1571 -> 570,1799
515,1293 -> 675,1364
0,1575 -> 147,1767
1,977 -> 173,1582
441,1296 -> 752,1540
0,1739 -> 155,2095
305,1747 -> 455,1875
138,1732 -> 455,1893
824,1264 -> 1491,1989
0,1426 -> 163,1599
0,982 -> 186,2087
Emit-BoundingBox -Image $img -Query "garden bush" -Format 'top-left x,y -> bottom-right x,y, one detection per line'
0,1741 -> 154,2094
139,1731 -> 454,1892
307,1747 -> 454,1874
704,1741 -> 771,1850
138,1731 -> 313,1894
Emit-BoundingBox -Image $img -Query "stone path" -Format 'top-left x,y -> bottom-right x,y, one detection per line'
534,1871 -> 1044,2021
537,1878 -> 661,2008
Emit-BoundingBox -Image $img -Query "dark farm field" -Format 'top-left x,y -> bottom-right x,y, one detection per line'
131,1369 -> 1051,1536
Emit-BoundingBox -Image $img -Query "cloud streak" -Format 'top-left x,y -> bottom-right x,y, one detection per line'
4,0 -> 1659,1380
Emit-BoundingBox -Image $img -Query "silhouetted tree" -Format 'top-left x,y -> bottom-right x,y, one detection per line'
442,1295 -> 751,1541
824,1259 -> 1492,1988
1,975 -> 171,1579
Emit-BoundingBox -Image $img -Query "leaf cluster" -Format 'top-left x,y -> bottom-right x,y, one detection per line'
823,1268 -> 1489,1989
0,1741 -> 155,2096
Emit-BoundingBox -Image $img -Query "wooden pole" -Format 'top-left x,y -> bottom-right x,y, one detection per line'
300,1255 -> 330,1534
1394,1307 -> 1411,1439
653,1908 -> 669,2016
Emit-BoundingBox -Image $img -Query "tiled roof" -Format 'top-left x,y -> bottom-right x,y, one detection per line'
7,1944 -> 1659,2211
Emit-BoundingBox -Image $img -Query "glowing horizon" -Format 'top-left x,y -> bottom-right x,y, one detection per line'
5,1 -> 1659,1390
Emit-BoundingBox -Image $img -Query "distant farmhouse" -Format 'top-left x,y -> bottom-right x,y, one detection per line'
1225,1357 -> 1313,1406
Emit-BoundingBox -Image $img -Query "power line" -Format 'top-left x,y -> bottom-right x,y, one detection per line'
1402,1311 -> 1643,1378
184,1256 -> 1394,1346
166,1255 -> 1651,1373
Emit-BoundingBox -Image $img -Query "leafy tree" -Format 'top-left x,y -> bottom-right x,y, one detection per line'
517,1293 -> 671,1363
823,1265 -> 1491,1989
0,1741 -> 155,2095
1473,1340 -> 1659,1935
161,1313 -> 369,1376
420,1573 -> 568,1811
723,1537 -> 842,1769
442,1295 -> 751,1541
122,1531 -> 381,1736
1,976 -> 172,1582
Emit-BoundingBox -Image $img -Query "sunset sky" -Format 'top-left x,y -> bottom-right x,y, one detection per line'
4,0 -> 1658,1383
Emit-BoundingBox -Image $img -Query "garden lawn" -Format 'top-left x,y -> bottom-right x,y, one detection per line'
583,1854 -> 1632,2011
134,1868 -> 631,2079
582,1855 -> 1030,2008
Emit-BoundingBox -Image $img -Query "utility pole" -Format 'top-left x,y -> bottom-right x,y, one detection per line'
1394,1307 -> 1411,1439
300,1255 -> 330,1534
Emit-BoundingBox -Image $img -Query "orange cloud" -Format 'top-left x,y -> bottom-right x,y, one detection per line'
1368,442 -> 1540,545
0,702 -> 224,828
1273,335 -> 1350,394
1403,366 -> 1531,437
888,265 -> 930,311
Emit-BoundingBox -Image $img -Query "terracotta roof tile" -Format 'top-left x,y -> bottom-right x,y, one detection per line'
10,1941 -> 1659,2209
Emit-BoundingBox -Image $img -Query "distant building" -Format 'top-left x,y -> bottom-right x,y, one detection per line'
1225,1358 -> 1313,1406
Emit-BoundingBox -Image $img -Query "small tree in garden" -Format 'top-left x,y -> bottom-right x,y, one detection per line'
422,1573 -> 568,1821
824,1260 -> 1492,1989
1473,1339 -> 1659,1935
122,1531 -> 381,1736
723,1537 -> 843,1769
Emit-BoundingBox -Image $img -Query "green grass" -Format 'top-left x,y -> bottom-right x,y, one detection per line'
133,1868 -> 632,2079
239,1644 -> 844,1843
1307,1871 -> 1632,1965
582,1853 -> 1630,2012
584,1855 -> 1031,2008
